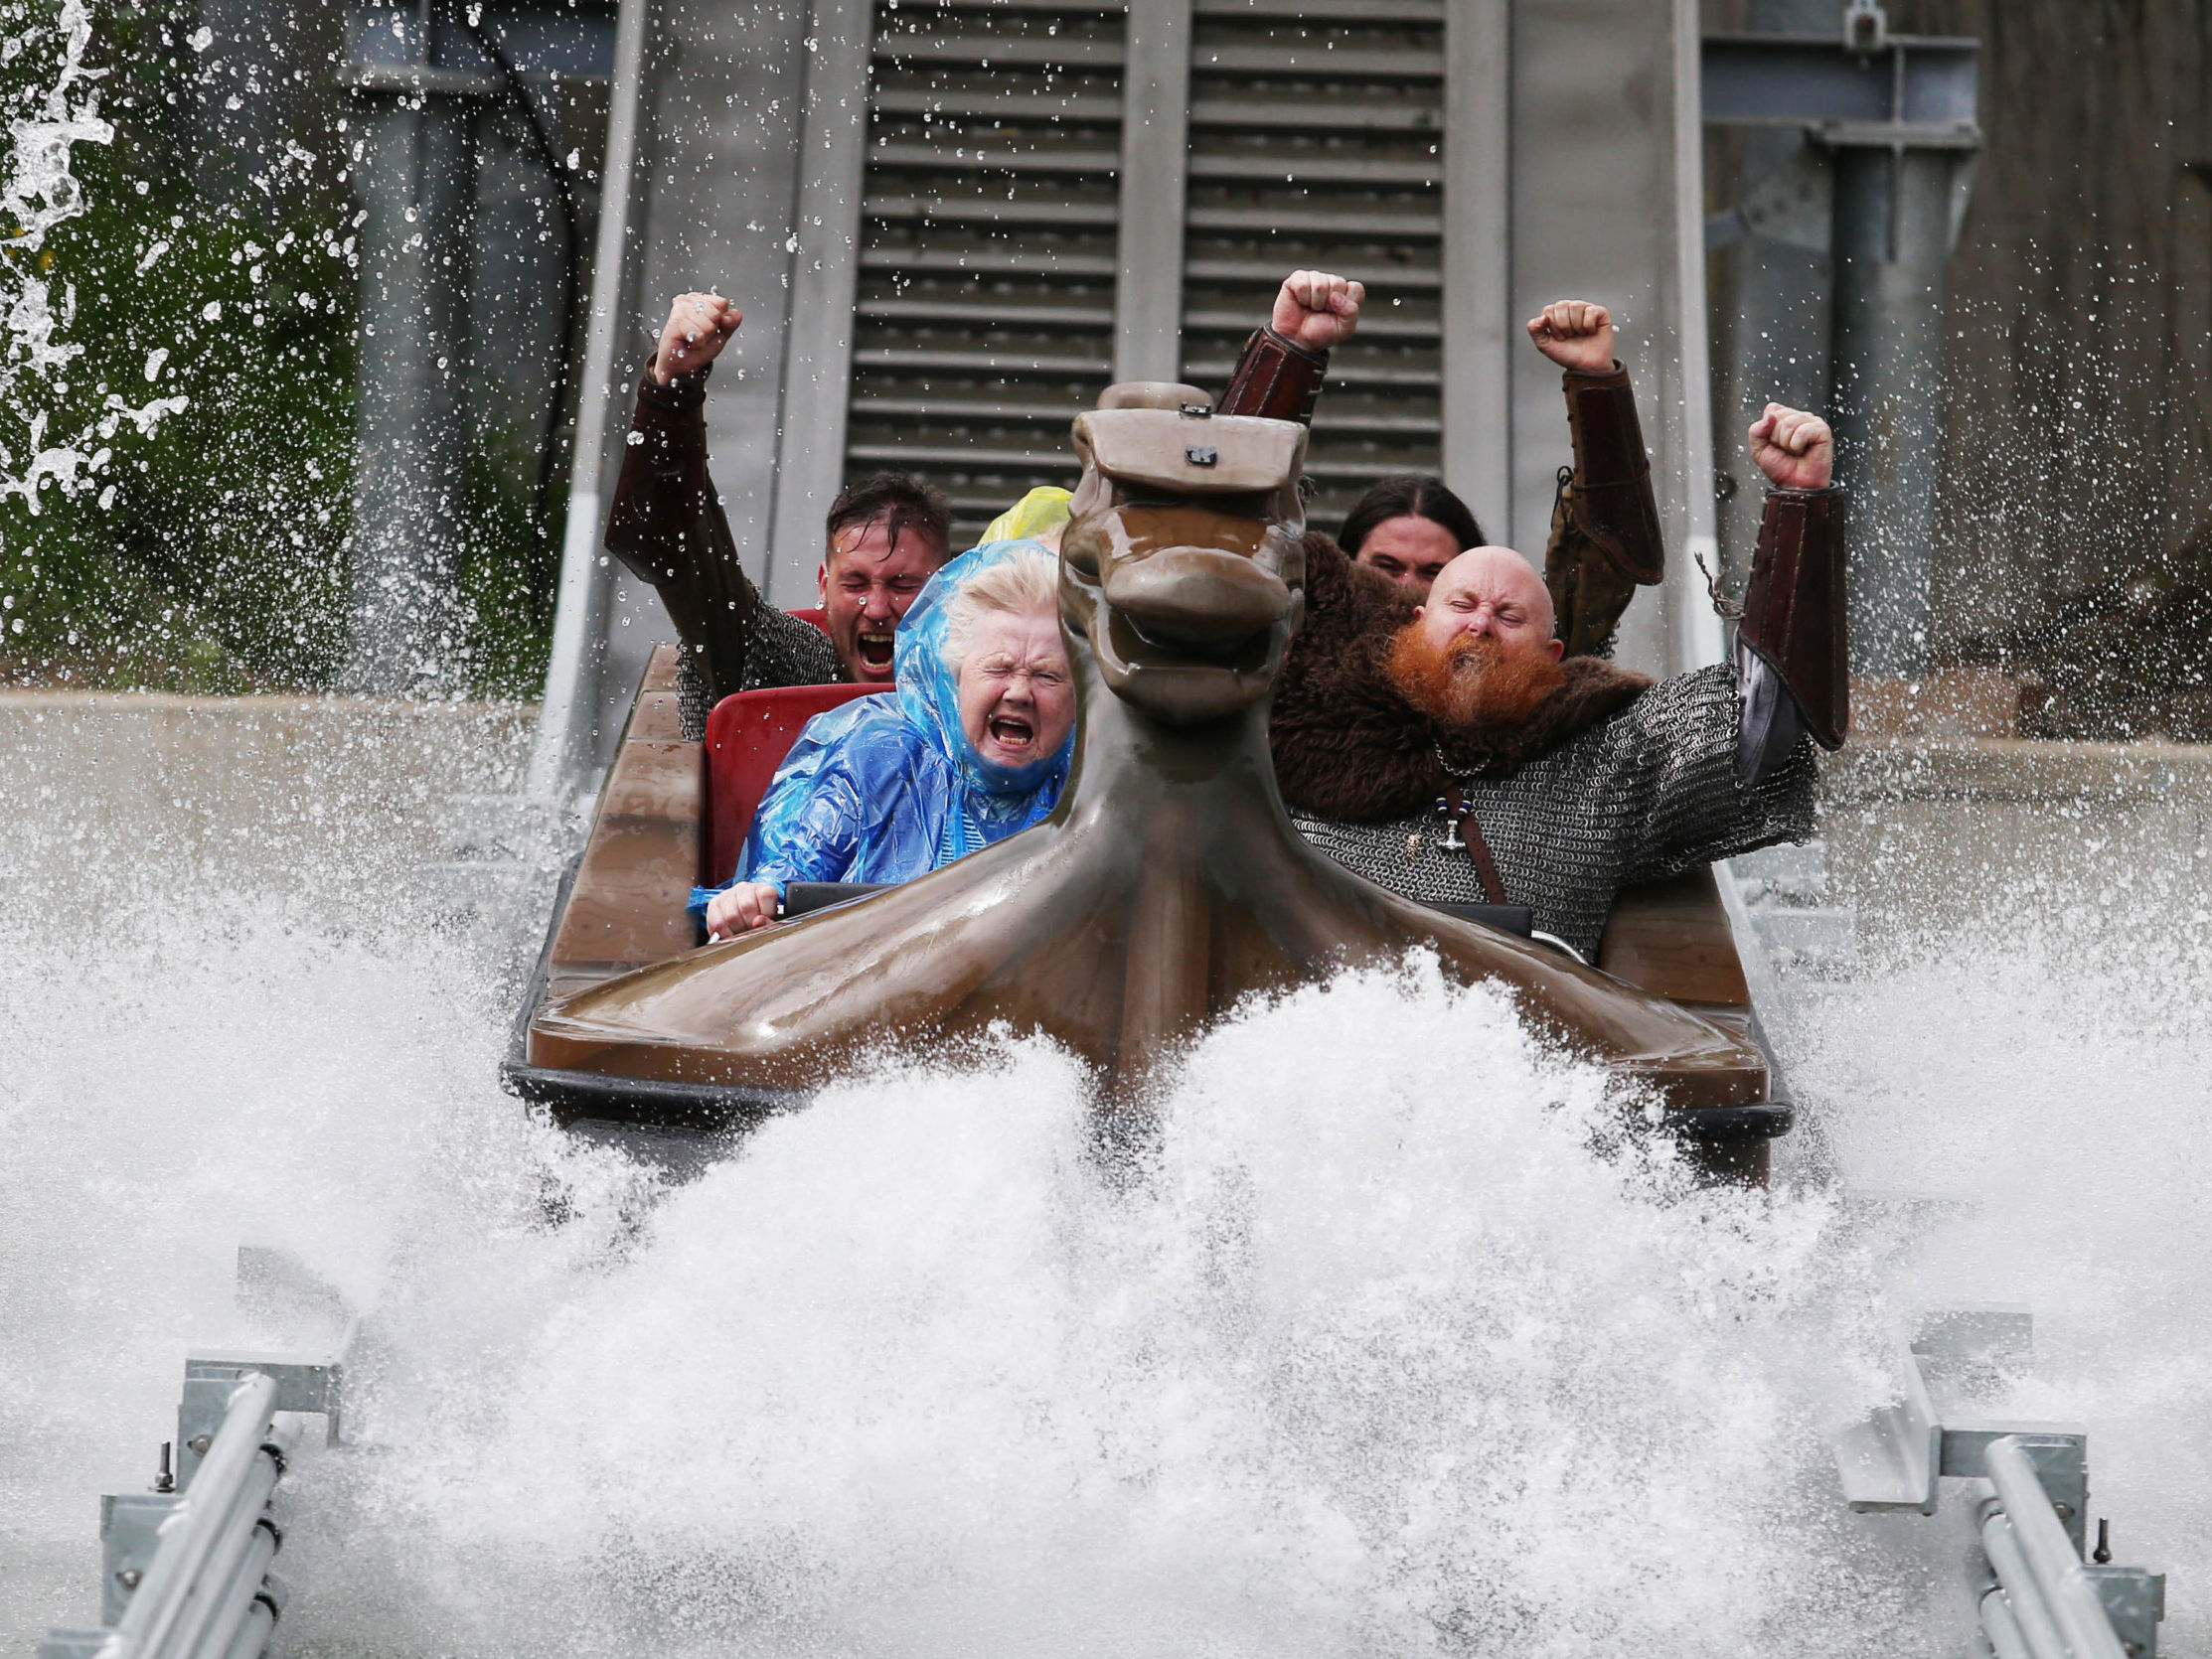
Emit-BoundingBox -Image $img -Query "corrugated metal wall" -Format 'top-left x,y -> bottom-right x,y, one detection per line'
834,0 -> 1457,542
1178,0 -> 1448,528
850,0 -> 1131,539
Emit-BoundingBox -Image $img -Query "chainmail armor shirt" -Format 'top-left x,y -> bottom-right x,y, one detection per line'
674,608 -> 848,741
1290,663 -> 1816,959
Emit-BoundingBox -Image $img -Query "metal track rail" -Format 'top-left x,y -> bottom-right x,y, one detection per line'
1832,1318 -> 2164,1658
37,1341 -> 344,1659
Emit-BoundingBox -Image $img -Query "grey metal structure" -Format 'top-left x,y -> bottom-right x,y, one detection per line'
1702,7 -> 1979,675
1831,1304 -> 2165,1655
341,0 -> 617,694
35,1346 -> 344,1659
527,0 -> 653,801
525,0 -> 1728,786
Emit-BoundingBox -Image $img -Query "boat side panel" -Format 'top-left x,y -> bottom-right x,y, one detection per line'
1596,865 -> 1754,1009
545,645 -> 705,982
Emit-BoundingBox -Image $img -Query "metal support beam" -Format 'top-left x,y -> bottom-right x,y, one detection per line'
1114,0 -> 1192,384
528,0 -> 653,800
1828,138 -> 1967,673
1701,26 -> 1978,676
1441,0 -> 1509,532
342,6 -> 488,693
1702,32 -> 1976,133
1667,0 -> 1723,674
767,0 -> 874,595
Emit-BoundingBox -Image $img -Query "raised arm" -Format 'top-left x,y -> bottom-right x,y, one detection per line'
1217,269 -> 1364,424
603,293 -> 763,704
1527,300 -> 1666,659
1737,403 -> 1846,752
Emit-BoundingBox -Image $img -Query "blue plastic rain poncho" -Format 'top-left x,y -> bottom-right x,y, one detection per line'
689,540 -> 1073,921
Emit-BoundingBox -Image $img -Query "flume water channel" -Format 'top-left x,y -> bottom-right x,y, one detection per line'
1,9 -> 2206,1649
1,723 -> 2206,1656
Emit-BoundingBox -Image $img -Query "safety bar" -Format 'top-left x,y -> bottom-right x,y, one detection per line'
779,881 -> 891,918
38,1340 -> 342,1659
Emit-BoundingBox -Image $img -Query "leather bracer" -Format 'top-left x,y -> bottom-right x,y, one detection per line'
1558,363 -> 1664,584
1542,365 -> 1663,658
1543,468 -> 1643,660
1217,327 -> 1328,425
1739,485 -> 1848,749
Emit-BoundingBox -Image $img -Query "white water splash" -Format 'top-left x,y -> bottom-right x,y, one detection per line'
1,728 -> 2205,1654
0,0 -> 182,515
0,884 -> 1946,1659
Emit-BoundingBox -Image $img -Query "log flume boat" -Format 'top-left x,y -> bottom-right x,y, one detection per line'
504,402 -> 1791,1181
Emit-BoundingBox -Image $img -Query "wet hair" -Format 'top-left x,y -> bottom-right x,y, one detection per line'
941,545 -> 1060,670
825,472 -> 953,568
1335,474 -> 1486,559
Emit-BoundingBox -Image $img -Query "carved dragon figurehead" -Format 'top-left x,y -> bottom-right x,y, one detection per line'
1058,385 -> 1308,726
529,387 -> 1770,1113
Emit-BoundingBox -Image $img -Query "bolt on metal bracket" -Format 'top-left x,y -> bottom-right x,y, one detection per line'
176,1338 -> 350,1488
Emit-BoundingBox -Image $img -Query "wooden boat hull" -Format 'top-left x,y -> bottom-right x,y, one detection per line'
503,648 -> 1793,1182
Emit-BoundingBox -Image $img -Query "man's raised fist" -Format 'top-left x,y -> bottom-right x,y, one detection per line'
1747,402 -> 1834,493
653,292 -> 741,384
1525,299 -> 1616,376
1271,269 -> 1364,355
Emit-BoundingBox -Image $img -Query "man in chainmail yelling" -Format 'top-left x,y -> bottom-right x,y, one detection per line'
1268,376 -> 1843,962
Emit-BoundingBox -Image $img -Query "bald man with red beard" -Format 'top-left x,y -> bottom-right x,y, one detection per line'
1271,405 -> 1844,960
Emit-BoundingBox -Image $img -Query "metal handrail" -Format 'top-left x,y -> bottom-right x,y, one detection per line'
1979,1435 -> 2129,1659
101,1372 -> 291,1659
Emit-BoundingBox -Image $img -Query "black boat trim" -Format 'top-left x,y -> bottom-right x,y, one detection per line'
501,852 -> 808,1131
1657,1102 -> 1795,1139
501,1057 -> 808,1131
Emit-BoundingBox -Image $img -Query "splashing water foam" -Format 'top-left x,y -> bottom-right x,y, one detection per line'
0,893 -> 1934,1658
0,0 -> 183,517
2,792 -> 2207,1654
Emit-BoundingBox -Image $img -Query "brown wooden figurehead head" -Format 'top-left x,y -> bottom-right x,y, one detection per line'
529,389 -> 1769,1111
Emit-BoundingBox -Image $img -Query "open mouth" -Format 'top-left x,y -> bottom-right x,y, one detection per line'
856,629 -> 895,674
987,713 -> 1036,751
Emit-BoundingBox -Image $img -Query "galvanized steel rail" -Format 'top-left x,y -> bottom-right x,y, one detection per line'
36,1340 -> 343,1659
106,1371 -> 290,1659
1833,1317 -> 2164,1658
1978,1434 -> 2130,1659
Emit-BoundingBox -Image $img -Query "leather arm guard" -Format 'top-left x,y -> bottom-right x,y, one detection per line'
1559,363 -> 1664,584
602,361 -> 761,702
1542,363 -> 1664,658
1739,485 -> 1848,750
1216,327 -> 1328,425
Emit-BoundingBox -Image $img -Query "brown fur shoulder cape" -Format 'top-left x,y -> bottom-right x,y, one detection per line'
1272,533 -> 1654,823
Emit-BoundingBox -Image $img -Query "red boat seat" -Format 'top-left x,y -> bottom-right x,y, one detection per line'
789,606 -> 829,633
703,681 -> 888,886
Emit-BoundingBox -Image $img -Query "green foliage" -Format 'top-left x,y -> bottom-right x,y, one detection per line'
460,411 -> 567,701
0,0 -> 557,695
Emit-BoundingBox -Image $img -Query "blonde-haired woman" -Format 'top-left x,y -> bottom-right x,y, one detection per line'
697,540 -> 1074,938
